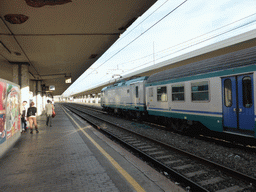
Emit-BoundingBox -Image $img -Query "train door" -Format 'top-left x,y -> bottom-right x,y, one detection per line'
222,74 -> 254,134
134,84 -> 139,105
130,84 -> 136,106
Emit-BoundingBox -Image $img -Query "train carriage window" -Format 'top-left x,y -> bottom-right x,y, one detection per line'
242,76 -> 253,108
136,86 -> 139,98
172,85 -> 184,101
157,86 -> 167,102
149,87 -> 153,97
191,81 -> 209,101
224,79 -> 232,107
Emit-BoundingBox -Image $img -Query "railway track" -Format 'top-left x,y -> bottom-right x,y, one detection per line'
66,103 -> 256,152
62,103 -> 256,192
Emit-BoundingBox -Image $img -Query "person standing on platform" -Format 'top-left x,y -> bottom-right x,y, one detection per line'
45,100 -> 53,127
21,101 -> 27,133
27,102 -> 38,134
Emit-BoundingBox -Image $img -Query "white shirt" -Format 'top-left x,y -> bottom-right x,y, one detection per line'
45,103 -> 53,115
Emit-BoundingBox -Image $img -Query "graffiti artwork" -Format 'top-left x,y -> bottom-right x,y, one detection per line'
0,82 -> 6,144
6,84 -> 20,139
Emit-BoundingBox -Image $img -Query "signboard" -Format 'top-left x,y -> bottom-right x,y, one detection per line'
65,77 -> 71,83
49,85 -> 55,91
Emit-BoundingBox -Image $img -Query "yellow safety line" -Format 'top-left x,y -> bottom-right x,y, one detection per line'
62,106 -> 146,192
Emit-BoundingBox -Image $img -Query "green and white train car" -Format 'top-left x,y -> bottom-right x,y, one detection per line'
145,46 -> 256,138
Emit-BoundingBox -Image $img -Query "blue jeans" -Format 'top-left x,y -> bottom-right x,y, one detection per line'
21,117 -> 27,130
46,115 -> 52,126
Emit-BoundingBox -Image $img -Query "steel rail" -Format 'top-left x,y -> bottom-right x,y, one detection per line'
63,103 -> 256,190
73,103 -> 256,152
63,103 -> 209,192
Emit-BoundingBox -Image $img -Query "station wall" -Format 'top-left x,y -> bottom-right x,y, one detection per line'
0,78 -> 21,158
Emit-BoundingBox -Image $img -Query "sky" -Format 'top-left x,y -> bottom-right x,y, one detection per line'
62,0 -> 256,97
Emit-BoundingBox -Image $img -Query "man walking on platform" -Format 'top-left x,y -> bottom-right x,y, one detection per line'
45,100 -> 54,127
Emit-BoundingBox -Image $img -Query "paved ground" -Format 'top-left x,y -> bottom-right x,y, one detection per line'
0,103 -> 185,192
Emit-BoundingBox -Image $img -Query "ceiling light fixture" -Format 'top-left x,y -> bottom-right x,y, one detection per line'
65,74 -> 72,84
89,54 -> 98,59
0,41 -> 11,54
14,52 -> 21,56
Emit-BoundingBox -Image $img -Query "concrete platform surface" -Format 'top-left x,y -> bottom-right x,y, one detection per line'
0,103 -> 185,192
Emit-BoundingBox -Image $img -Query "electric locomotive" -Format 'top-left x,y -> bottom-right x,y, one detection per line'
101,76 -> 148,118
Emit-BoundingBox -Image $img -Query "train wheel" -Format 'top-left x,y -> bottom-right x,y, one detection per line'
136,112 -> 142,121
171,119 -> 187,132
124,113 -> 130,120
165,118 -> 173,130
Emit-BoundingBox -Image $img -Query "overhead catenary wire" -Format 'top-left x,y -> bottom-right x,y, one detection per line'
64,2 -> 256,96
119,12 -> 256,72
116,0 -> 170,42
103,12 -> 256,76
67,14 -> 256,97
91,0 -> 188,72
122,13 -> 256,74
71,0 -> 188,88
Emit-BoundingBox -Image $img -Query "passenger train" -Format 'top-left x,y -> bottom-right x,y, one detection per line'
101,46 -> 256,141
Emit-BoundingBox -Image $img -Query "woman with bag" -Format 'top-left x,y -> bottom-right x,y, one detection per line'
45,100 -> 54,127
27,102 -> 38,134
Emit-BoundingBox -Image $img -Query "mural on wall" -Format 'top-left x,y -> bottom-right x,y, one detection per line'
0,82 -> 7,144
6,84 -> 20,139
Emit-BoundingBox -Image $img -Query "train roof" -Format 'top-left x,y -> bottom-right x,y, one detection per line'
146,46 -> 256,85
101,76 -> 148,91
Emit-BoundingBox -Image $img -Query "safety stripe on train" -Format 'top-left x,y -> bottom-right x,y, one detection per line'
148,107 -> 222,117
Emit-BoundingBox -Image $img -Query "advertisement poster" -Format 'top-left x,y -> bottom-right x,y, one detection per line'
0,82 -> 7,144
6,84 -> 20,139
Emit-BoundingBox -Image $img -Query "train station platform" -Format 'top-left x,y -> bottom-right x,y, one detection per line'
0,103 -> 185,192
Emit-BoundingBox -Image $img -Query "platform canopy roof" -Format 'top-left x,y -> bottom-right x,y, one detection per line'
0,0 -> 157,95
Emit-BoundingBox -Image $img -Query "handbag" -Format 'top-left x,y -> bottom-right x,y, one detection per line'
52,108 -> 56,118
